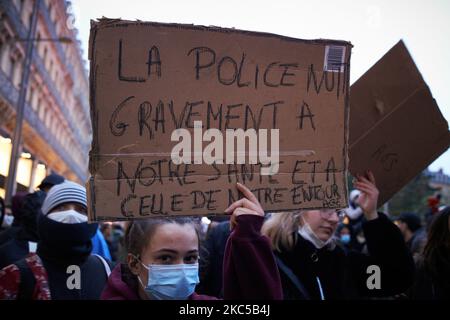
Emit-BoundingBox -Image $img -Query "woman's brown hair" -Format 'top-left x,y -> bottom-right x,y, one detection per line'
125,217 -> 199,258
422,206 -> 450,280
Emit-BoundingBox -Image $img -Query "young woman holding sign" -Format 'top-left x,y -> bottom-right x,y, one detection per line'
101,182 -> 283,300
262,171 -> 415,299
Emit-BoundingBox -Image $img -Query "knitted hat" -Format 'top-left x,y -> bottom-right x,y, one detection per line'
41,180 -> 87,216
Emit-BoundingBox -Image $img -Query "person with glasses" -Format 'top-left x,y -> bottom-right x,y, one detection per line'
261,171 -> 415,300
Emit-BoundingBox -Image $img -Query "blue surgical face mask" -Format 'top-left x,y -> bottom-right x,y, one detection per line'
340,234 -> 351,244
137,262 -> 199,300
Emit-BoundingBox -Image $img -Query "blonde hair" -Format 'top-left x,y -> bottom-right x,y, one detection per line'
261,211 -> 301,252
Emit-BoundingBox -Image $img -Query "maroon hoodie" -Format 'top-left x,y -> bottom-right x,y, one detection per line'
101,215 -> 282,300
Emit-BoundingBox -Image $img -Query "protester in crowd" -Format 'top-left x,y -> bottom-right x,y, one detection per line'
92,227 -> 112,261
425,194 -> 441,227
408,206 -> 450,299
113,223 -> 129,263
0,197 -> 5,231
0,181 -> 112,300
101,182 -> 282,300
197,219 -> 231,298
0,196 -> 13,232
109,224 -> 126,262
395,212 -> 427,259
0,174 -> 64,269
336,224 -> 352,250
343,189 -> 367,252
0,193 -> 31,269
343,190 -> 364,221
0,192 -> 28,245
261,171 -> 415,299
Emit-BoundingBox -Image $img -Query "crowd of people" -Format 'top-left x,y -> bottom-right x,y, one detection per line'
0,171 -> 448,300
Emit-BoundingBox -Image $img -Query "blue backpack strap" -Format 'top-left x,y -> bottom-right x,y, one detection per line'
275,255 -> 311,300
16,258 -> 36,300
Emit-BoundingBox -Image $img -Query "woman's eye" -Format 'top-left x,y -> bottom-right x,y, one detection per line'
157,255 -> 173,264
184,255 -> 199,264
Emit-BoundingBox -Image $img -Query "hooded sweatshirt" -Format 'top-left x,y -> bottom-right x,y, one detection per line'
101,215 -> 283,300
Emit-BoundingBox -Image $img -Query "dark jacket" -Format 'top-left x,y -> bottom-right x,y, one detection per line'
0,226 -> 20,245
276,213 -> 415,300
101,215 -> 282,300
0,238 -> 32,269
408,255 -> 450,299
198,220 -> 231,297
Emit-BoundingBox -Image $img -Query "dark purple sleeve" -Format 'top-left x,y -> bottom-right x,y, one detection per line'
223,215 -> 283,300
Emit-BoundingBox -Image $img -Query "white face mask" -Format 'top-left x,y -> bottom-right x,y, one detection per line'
47,209 -> 88,224
298,217 -> 334,249
2,215 -> 14,228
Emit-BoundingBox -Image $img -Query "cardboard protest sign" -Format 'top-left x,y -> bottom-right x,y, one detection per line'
87,19 -> 351,221
349,40 -> 450,205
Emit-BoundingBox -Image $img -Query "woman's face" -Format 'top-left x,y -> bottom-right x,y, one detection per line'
129,223 -> 199,299
301,209 -> 340,241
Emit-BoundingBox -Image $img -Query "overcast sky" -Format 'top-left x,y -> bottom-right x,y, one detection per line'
71,0 -> 450,174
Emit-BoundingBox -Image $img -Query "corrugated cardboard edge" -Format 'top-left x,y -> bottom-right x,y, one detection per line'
87,20 -> 100,221
86,176 -> 97,221
342,47 -> 351,212
91,17 -> 353,47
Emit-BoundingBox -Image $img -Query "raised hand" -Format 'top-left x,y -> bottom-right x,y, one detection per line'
353,170 -> 379,221
224,182 -> 264,229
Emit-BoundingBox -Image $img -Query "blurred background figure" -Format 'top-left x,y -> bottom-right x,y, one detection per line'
91,225 -> 112,261
197,219 -> 231,298
409,206 -> 450,299
343,190 -> 363,220
425,194 -> 441,227
336,224 -> 352,250
0,192 -> 29,268
0,192 -> 27,244
0,174 -> 64,269
0,197 -> 12,231
111,223 -> 126,262
342,189 -> 367,252
395,212 -> 427,259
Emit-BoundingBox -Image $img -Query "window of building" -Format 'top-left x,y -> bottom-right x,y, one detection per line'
36,96 -> 41,113
27,12 -> 33,30
43,46 -> 48,64
27,86 -> 34,104
9,56 -> 16,80
39,104 -> 46,121
45,111 -> 52,128
20,0 -> 25,13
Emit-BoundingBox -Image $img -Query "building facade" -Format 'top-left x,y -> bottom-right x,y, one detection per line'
0,0 -> 91,197
425,168 -> 450,205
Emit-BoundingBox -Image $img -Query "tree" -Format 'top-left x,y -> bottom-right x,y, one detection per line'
387,171 -> 436,218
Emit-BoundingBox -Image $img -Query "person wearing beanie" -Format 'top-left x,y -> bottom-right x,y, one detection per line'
395,212 -> 427,259
0,180 -> 112,300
